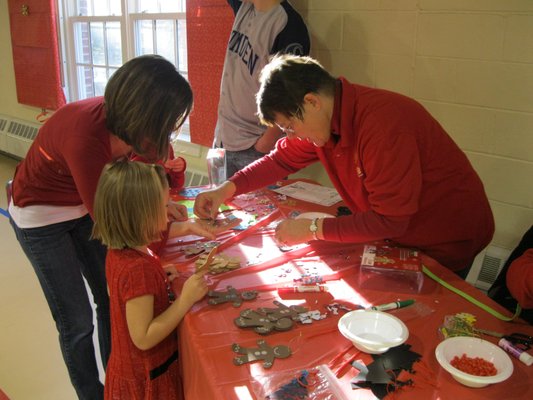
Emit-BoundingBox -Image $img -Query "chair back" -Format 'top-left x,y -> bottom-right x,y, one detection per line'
6,180 -> 12,208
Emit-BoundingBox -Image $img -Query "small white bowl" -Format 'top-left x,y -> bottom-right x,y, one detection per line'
435,337 -> 513,388
338,310 -> 409,354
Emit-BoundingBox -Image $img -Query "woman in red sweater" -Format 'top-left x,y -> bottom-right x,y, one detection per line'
8,55 -> 204,399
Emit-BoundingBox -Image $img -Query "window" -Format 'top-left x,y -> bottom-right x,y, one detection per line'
59,0 -> 190,139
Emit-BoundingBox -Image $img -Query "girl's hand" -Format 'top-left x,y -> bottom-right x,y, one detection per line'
162,264 -> 179,281
167,201 -> 188,222
180,270 -> 209,307
168,217 -> 242,240
165,157 -> 186,172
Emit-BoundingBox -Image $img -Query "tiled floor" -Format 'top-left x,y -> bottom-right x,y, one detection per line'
0,154 -> 77,399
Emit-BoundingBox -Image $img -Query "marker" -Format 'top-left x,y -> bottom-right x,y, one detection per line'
369,299 -> 415,312
278,285 -> 329,294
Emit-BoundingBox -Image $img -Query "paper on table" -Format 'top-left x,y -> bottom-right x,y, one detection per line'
272,181 -> 342,207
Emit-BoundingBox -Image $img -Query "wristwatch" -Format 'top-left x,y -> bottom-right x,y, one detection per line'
309,218 -> 319,240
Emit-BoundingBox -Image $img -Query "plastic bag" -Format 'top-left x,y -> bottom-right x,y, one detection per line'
251,364 -> 349,400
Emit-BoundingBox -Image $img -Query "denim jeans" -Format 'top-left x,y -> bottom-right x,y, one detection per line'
10,214 -> 110,400
224,145 -> 266,180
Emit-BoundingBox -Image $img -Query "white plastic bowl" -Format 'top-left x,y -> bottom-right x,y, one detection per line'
338,310 -> 409,354
435,336 -> 513,388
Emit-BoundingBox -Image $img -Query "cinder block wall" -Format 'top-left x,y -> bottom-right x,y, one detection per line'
292,0 -> 533,250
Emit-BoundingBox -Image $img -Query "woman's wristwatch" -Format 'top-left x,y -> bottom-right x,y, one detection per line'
309,218 -> 319,240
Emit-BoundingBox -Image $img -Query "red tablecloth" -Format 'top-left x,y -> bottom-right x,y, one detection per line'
167,185 -> 533,400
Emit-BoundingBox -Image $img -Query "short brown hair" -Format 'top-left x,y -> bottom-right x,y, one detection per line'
256,54 -> 336,125
105,54 -> 193,161
92,160 -> 168,249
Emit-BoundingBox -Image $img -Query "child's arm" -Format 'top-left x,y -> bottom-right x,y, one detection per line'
168,217 -> 242,240
126,271 -> 208,351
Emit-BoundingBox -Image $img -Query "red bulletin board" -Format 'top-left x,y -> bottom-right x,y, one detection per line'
8,0 -> 66,110
186,0 -> 234,147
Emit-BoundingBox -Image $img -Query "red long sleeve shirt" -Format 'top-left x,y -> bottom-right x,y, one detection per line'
231,78 -> 494,271
12,97 -> 112,217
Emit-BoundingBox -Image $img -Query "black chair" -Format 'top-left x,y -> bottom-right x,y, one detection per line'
488,225 -> 533,324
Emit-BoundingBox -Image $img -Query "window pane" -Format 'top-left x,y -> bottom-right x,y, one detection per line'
93,67 -> 108,96
77,65 -> 95,99
177,19 -> 187,73
106,22 -> 122,66
155,20 -> 175,63
137,0 -> 184,13
136,20 -> 154,55
90,22 -> 105,65
76,0 -> 121,16
74,22 -> 91,64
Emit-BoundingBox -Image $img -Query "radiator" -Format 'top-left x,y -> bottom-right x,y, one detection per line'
466,245 -> 511,292
0,115 -> 40,159
184,168 -> 209,187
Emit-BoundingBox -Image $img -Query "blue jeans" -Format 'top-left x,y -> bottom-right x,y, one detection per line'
224,145 -> 266,180
10,214 -> 110,400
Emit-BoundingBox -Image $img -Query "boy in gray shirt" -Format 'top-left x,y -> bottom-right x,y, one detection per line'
213,0 -> 310,179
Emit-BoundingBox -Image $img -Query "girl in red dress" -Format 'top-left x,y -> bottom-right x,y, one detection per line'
92,160 -> 215,399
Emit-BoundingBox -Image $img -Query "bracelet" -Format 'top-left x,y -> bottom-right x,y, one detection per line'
310,218 -> 319,240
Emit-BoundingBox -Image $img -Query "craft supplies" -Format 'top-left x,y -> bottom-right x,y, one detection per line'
207,286 -> 258,307
498,338 -> 533,366
232,340 -> 291,369
277,285 -> 328,294
450,354 -> 497,376
369,299 -> 415,312
435,337 -> 513,388
439,313 -> 477,339
359,243 -> 424,294
195,246 -> 218,274
478,329 -> 532,350
195,251 -> 241,275
234,301 -> 308,335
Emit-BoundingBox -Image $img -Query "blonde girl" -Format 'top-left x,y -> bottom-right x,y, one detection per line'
93,160 -> 211,400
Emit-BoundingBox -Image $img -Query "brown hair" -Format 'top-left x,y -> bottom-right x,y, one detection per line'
104,54 -> 193,161
256,54 -> 336,125
92,160 -> 168,249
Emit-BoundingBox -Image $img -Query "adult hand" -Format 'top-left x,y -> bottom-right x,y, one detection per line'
254,125 -> 283,153
167,201 -> 188,222
194,181 -> 236,220
274,218 -> 317,246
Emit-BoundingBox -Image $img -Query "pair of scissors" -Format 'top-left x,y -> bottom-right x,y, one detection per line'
477,328 -> 533,350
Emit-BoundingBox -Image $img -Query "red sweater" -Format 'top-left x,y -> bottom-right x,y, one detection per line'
12,97 -> 112,216
507,249 -> 533,309
105,249 -> 180,399
231,78 -> 494,271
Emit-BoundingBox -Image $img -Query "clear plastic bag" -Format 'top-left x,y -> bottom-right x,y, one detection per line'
206,148 -> 226,187
251,364 -> 349,400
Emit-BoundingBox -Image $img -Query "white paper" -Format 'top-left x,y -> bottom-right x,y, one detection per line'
271,181 -> 342,207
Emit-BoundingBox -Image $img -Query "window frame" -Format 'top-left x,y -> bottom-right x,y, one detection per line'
59,1 -> 187,108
